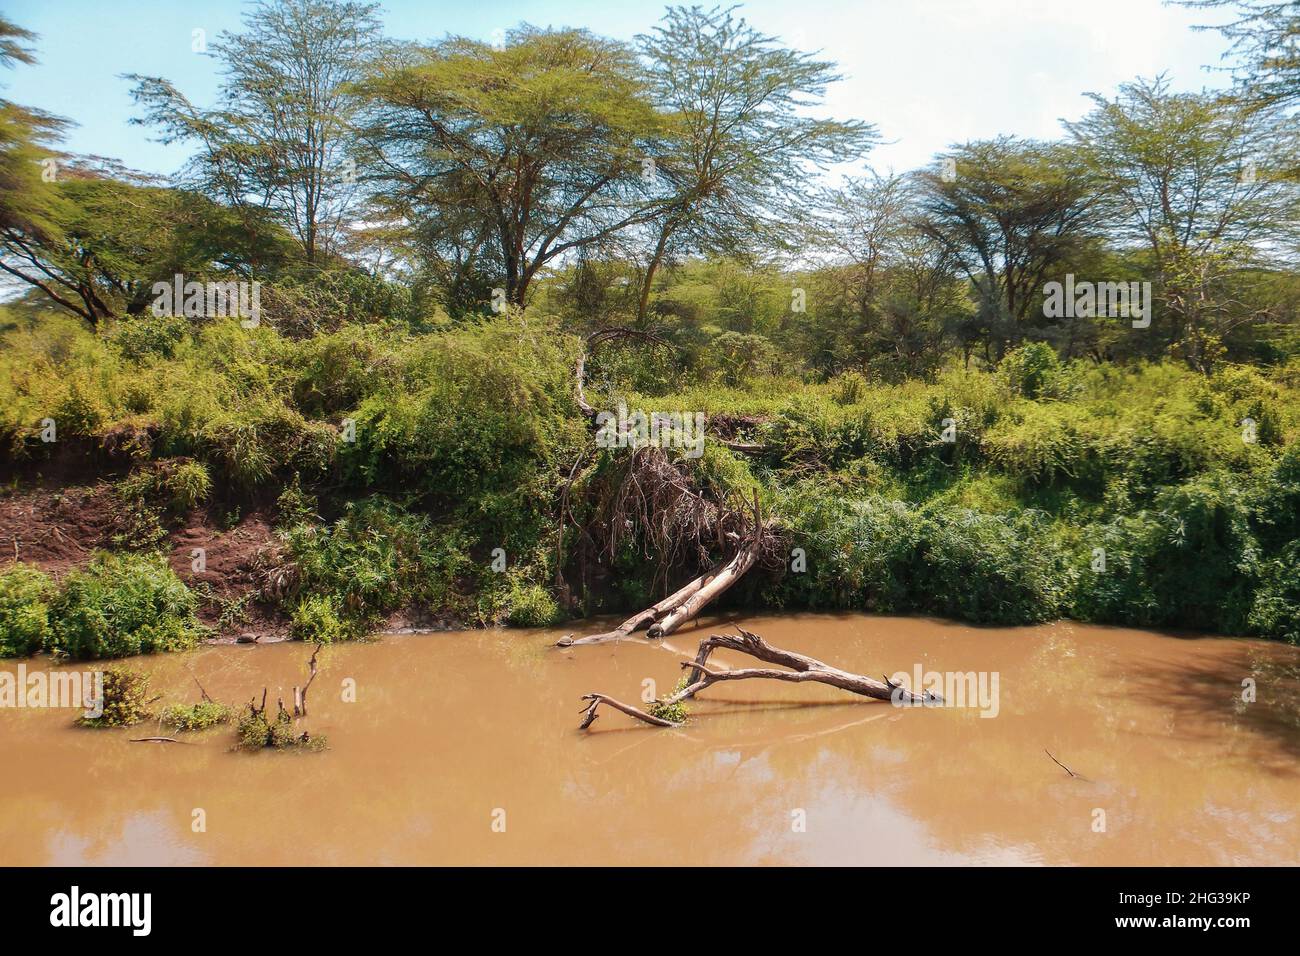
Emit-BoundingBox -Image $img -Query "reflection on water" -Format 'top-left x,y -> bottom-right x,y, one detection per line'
1,613 -> 1297,865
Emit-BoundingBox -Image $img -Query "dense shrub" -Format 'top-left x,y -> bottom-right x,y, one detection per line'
289,593 -> 362,643
106,313 -> 191,361
49,553 -> 201,660
282,497 -> 473,636
160,700 -> 232,731
118,458 -> 212,514
0,563 -> 55,657
78,668 -> 154,727
1072,474 -> 1258,632
1246,542 -> 1300,644
910,507 -> 1072,624
1000,342 -> 1062,399
2,299 -> 1297,640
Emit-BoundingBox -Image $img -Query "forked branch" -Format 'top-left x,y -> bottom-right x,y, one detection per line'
576,626 -> 936,729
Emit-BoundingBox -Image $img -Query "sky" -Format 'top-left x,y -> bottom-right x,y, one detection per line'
2,0 -> 1242,178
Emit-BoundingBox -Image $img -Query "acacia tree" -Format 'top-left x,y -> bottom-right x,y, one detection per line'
128,0 -> 383,263
1065,75 -> 1300,367
632,4 -> 875,324
804,171 -> 965,377
353,27 -> 663,309
0,17 -> 68,254
917,137 -> 1099,359
1185,0 -> 1300,109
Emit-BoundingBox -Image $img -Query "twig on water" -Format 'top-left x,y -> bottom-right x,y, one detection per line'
1045,748 -> 1079,778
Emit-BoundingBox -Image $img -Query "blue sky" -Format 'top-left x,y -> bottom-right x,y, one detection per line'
2,0 -> 1239,177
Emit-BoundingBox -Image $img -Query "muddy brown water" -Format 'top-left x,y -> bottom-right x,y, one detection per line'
2,613 -> 1298,866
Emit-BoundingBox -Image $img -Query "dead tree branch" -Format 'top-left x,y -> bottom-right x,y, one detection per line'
576,626 -> 933,729
293,642 -> 322,717
579,693 -> 681,730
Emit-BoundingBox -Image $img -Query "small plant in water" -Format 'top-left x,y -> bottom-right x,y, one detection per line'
161,699 -> 232,732
235,700 -> 326,752
648,676 -> 691,723
78,668 -> 156,727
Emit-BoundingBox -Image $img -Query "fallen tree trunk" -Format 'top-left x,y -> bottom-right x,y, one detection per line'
576,626 -> 936,729
648,539 -> 758,638
556,567 -> 716,646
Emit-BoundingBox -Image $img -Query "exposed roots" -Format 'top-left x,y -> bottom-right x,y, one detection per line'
559,485 -> 779,645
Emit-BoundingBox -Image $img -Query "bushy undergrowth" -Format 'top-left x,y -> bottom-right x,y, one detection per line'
49,553 -> 202,659
3,307 -> 1298,641
0,563 -> 55,656
78,668 -> 155,727
161,699 -> 232,731
281,497 -> 475,638
235,704 -> 326,751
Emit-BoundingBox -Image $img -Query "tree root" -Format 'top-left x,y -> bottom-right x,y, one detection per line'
558,492 -> 768,646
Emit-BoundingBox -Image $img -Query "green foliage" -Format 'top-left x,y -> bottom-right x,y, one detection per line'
0,563 -> 54,656
235,704 -> 326,752
161,699 -> 232,731
1000,342 -> 1062,399
78,668 -> 155,727
283,497 -> 473,637
289,593 -> 361,643
773,488 -> 1070,624
49,553 -> 201,660
1248,542 -> 1300,644
118,458 -> 211,514
648,676 -> 691,723
503,581 -> 561,627
106,313 -> 191,361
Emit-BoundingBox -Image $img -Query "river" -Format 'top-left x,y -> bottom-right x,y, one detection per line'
1,613 -> 1297,865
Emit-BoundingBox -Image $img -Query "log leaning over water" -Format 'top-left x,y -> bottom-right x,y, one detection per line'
575,626 -> 935,729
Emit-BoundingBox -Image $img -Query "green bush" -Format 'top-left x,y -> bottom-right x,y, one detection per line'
282,497 -> 473,637
1073,473 -> 1258,632
289,593 -> 362,643
118,458 -> 212,514
160,700 -> 232,731
0,563 -> 55,657
1247,542 -> 1300,643
1000,342 -> 1061,399
78,668 -> 155,727
235,704 -> 326,751
107,313 -> 191,361
910,507 -> 1072,625
49,553 -> 202,660
503,581 -> 561,627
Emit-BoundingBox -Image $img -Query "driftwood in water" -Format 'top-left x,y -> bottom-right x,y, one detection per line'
293,643 -> 321,717
576,626 -> 935,729
579,693 -> 681,729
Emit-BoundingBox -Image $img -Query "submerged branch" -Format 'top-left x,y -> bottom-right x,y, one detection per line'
576,625 -> 932,730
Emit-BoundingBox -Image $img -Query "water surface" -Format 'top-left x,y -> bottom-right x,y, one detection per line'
1,613 -> 1297,865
